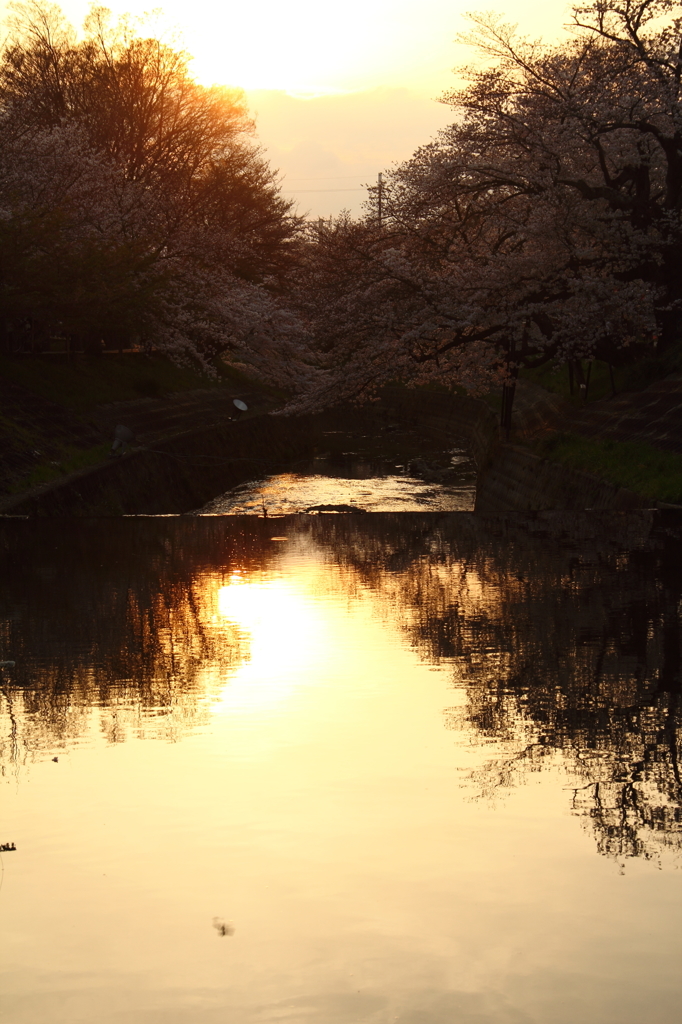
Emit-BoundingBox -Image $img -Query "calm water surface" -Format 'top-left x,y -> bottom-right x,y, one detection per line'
0,513 -> 680,1024
198,428 -> 476,514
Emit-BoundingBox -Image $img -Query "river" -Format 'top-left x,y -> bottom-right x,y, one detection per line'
0,513 -> 680,1024
197,422 -> 476,515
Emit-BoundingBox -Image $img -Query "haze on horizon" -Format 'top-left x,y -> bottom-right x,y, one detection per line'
2,0 -> 573,216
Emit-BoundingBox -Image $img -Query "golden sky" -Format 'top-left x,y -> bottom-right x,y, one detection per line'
53,0 -> 571,95
6,0 -> 574,216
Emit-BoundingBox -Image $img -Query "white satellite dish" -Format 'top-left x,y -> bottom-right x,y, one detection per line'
233,399 -> 248,412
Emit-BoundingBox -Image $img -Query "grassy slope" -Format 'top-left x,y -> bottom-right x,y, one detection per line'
533,433 -> 682,504
0,353 -> 226,413
517,350 -> 682,504
0,354 -> 249,496
520,342 -> 682,404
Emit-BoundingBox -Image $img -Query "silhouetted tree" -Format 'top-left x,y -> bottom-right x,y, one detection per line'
279,1 -> 682,414
0,3 -> 303,361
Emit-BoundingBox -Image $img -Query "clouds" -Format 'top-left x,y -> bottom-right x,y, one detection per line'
246,88 -> 454,218
2,1 -> 575,221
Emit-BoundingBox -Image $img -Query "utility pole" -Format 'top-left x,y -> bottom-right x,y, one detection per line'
377,172 -> 383,228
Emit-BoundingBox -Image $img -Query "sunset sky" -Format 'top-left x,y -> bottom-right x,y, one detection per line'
8,0 -> 573,217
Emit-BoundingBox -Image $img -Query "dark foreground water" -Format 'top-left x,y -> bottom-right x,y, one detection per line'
0,513 -> 680,1024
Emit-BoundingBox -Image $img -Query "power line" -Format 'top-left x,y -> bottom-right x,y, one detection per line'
282,175 -> 366,181
284,187 -> 366,193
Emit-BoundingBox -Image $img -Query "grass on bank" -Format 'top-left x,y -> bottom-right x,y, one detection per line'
533,432 -> 682,504
520,342 -> 682,405
0,351 -> 283,501
8,443 -> 112,493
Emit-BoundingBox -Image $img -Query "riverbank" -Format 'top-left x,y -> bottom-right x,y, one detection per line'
477,374 -> 682,509
0,413 -> 314,516
2,353 -> 681,513
0,352 -> 278,500
0,390 -> 475,516
380,386 -> 652,510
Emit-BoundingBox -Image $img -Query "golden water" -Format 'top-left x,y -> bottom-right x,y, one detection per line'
0,514 -> 680,1024
198,443 -> 476,515
199,468 -> 475,514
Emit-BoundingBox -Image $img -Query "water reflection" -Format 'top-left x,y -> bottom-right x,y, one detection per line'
199,426 -> 476,514
305,512 -> 682,865
0,520 -> 272,758
1,513 -> 681,1024
199,468 -> 475,514
1,513 -> 680,865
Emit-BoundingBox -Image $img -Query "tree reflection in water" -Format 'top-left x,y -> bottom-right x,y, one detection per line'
307,511 -> 682,865
0,511 -> 680,864
0,519 -> 275,759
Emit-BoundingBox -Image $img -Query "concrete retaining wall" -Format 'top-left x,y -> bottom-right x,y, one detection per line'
474,444 -> 647,511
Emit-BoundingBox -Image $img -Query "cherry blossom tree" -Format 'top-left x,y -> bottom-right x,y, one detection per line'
283,1 -> 682,417
0,3 -> 304,366
0,119 -> 305,366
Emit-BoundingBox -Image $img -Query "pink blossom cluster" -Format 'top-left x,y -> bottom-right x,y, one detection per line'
270,0 -> 679,411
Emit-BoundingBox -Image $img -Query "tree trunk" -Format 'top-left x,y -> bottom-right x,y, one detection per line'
500,375 -> 517,440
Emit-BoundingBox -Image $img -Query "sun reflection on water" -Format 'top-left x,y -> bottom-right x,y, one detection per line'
212,571 -> 327,713
1,516 -> 681,1024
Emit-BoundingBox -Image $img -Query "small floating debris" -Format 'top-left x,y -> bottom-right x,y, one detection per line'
0,842 -> 16,852
0,661 -> 15,668
212,917 -> 234,937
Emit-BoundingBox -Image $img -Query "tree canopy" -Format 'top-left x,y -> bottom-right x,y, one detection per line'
4,0 -> 682,405
280,0 -> 682,412
0,2 -> 301,364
